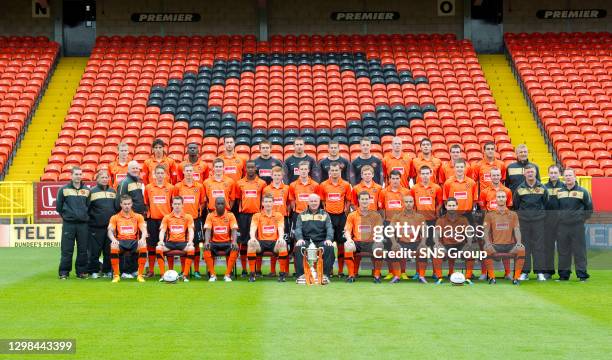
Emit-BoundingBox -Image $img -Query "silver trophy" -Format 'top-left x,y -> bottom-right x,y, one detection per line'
297,240 -> 329,285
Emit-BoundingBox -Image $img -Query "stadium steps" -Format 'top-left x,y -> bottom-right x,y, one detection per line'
479,54 -> 554,176
4,57 -> 88,181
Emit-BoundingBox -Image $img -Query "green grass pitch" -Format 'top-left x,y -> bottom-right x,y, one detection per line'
1,248 -> 611,360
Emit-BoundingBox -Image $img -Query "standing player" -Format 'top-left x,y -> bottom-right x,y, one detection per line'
351,165 -> 382,213
203,158 -> 237,212
351,137 -> 383,185
439,144 -> 474,185
155,196 -> 195,282
556,168 -> 593,281
289,161 -> 320,237
378,170 -> 410,221
442,159 -> 478,224
141,139 -> 177,185
177,143 -> 209,183
202,197 -> 239,282
410,165 -> 443,279
411,138 -> 442,185
478,167 -> 513,279
87,169 -> 117,278
173,164 -> 206,278
543,164 -> 563,279
382,136 -> 412,188
236,161 -> 267,277
247,194 -> 288,282
57,166 -> 90,279
143,166 -> 174,277
344,191 -> 384,283
254,140 -> 284,184
285,137 -> 319,184
389,194 -> 428,283
432,197 -> 475,284
108,195 -> 148,283
263,166 -> 290,276
506,144 -> 540,193
482,190 -> 524,285
512,164 -> 548,281
218,135 -> 247,183
318,162 -> 352,276
319,139 -> 351,182
472,142 -> 506,195
108,142 -> 131,188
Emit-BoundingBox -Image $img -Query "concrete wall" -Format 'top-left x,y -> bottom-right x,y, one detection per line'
0,0 -> 54,38
504,0 -> 612,33
96,0 -> 258,36
268,0 -> 464,36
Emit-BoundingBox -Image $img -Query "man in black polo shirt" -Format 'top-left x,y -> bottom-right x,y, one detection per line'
87,169 -> 117,278
351,137 -> 383,185
285,137 -> 319,184
57,166 -> 91,279
506,144 -> 541,193
557,168 -> 593,281
543,164 -> 563,279
319,139 -> 351,182
254,140 -> 284,185
513,164 -> 548,281
293,194 -> 335,281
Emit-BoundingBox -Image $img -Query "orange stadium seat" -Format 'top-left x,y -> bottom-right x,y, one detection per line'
39,34 -> 518,180
506,32 -> 611,175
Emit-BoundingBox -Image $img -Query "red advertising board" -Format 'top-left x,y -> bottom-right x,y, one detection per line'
35,182 -> 96,222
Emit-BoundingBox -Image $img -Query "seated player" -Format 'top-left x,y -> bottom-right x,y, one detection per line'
388,194 -> 428,283
202,197 -> 239,282
432,197 -> 476,285
108,195 -> 148,283
155,196 -> 195,282
247,194 -> 288,282
482,190 -> 525,285
344,191 -> 384,283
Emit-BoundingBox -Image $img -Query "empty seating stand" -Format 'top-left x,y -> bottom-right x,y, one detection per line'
43,34 -> 514,181
0,36 -> 58,177
506,32 -> 612,177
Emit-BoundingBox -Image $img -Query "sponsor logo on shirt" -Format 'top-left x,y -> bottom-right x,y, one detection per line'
170,225 -> 184,234
483,172 -> 491,182
225,166 -> 237,174
419,196 -> 433,205
259,169 -> 272,177
193,173 -> 200,181
358,225 -> 372,233
454,191 -> 468,200
298,193 -> 310,202
119,225 -> 135,234
153,195 -> 167,204
273,197 -> 283,205
183,195 -> 196,203
496,223 -> 509,230
263,225 -> 276,234
116,174 -> 127,183
293,167 -> 300,175
489,200 -> 498,209
212,190 -> 225,198
388,200 -> 402,209
327,193 -> 341,201
245,189 -> 258,198
214,226 -> 228,234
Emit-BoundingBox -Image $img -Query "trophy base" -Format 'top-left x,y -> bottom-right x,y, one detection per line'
296,274 -> 330,285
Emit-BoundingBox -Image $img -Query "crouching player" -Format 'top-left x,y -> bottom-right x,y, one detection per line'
344,191 -> 384,283
203,197 -> 239,282
432,197 -> 476,284
247,194 -> 288,282
155,196 -> 195,282
389,194 -> 428,283
108,195 -> 148,283
482,190 -> 524,285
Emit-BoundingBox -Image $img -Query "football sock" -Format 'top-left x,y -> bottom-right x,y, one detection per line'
137,249 -> 147,277
203,250 -> 215,276
485,258 -> 495,279
147,246 -> 156,273
503,258 -> 511,276
247,252 -> 257,273
337,244 -> 345,274
239,244 -> 247,272
156,248 -> 165,275
465,259 -> 474,279
278,250 -> 289,274
110,248 -> 120,276
168,256 -> 175,270
226,250 -> 239,276
433,258 -> 443,279
183,252 -> 194,277
194,250 -> 201,272
344,251 -> 355,277
515,256 -> 526,279
256,257 -> 263,273
270,255 -> 277,273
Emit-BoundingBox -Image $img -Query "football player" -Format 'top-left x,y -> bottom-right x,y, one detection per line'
203,197 -> 239,282
155,196 -> 195,282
